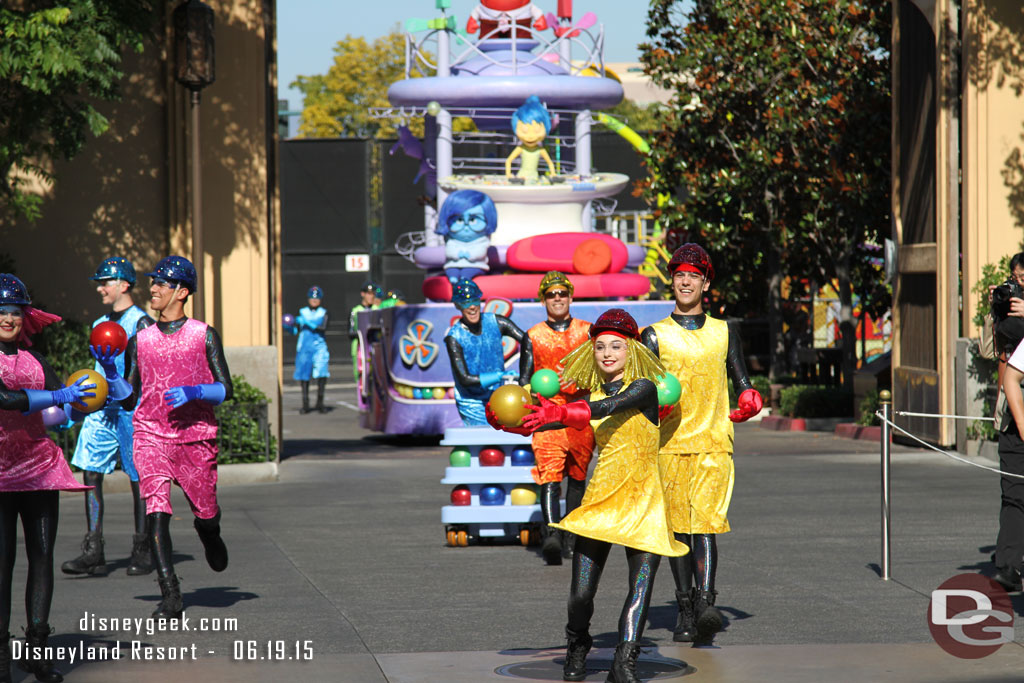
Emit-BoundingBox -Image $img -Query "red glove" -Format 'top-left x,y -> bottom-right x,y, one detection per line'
658,404 -> 675,422
729,389 -> 763,423
466,16 -> 479,33
533,15 -> 548,31
522,398 -> 591,431
486,403 -> 533,435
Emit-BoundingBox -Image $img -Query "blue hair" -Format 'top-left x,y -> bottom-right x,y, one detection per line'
436,189 -> 498,237
511,95 -> 551,134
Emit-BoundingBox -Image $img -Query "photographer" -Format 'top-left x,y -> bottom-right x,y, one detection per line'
980,253 -> 1024,424
991,316 -> 1024,591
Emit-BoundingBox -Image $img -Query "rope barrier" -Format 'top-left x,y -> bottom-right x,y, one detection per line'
892,410 -> 994,422
875,410 -> 1024,480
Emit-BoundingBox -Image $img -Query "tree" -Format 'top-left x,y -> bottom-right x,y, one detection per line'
0,2 -> 157,220
641,0 -> 890,386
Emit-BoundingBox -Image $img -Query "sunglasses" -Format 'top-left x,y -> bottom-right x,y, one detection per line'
544,290 -> 570,300
151,277 -> 179,289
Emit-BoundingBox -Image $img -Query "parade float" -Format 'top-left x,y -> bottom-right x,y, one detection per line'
356,0 -> 673,438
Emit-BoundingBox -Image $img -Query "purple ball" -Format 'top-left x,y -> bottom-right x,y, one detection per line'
282,313 -> 296,327
41,405 -> 66,427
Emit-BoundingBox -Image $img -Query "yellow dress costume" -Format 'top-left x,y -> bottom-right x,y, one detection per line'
552,385 -> 687,557
651,316 -> 735,534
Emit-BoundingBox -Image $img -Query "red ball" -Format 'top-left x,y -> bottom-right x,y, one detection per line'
450,485 -> 472,506
90,321 -> 127,354
478,448 -> 505,467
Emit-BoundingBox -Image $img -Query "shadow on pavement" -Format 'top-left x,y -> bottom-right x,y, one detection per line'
282,434 -> 441,460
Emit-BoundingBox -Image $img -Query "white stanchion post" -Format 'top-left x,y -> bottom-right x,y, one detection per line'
880,389 -> 892,580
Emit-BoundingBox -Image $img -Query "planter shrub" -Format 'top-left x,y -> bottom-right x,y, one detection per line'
779,385 -> 854,418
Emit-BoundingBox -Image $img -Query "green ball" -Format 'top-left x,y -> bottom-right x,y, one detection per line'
449,448 -> 471,467
656,373 -> 682,406
530,369 -> 561,399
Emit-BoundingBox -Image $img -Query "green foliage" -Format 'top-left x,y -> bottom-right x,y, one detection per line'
216,375 -> 277,464
33,318 -> 92,381
0,2 -> 158,220
640,0 -> 891,375
856,389 -> 880,426
603,98 -> 665,134
779,384 -> 854,418
970,255 -> 1012,329
729,374 -> 771,407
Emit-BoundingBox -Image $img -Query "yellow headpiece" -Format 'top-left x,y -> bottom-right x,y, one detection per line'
537,271 -> 574,300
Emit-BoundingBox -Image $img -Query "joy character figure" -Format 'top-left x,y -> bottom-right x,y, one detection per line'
466,0 -> 547,39
436,190 -> 498,285
505,95 -> 554,181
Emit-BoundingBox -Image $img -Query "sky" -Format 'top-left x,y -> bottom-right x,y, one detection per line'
276,0 -> 653,110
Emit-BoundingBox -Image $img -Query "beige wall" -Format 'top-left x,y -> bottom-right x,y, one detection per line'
962,0 -> 1024,335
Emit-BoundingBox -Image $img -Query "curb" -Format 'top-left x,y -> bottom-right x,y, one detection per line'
760,415 -> 807,431
834,423 -> 882,442
63,461 -> 279,496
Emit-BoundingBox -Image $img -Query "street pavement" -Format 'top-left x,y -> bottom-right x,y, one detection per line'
8,362 -> 1024,681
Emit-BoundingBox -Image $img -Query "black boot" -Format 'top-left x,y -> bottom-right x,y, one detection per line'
153,575 -> 183,619
562,627 -> 591,682
194,510 -> 228,572
673,589 -> 696,642
19,625 -> 62,682
605,641 -> 640,683
127,532 -> 155,576
300,381 -> 311,414
60,531 -> 105,575
539,482 -> 562,565
1,631 -> 11,683
316,377 -> 328,413
693,589 -> 724,645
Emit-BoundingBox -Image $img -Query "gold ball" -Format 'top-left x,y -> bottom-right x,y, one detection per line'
879,389 -> 892,402
488,384 -> 533,427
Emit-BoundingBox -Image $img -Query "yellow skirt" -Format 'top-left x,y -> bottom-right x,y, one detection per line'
658,451 -> 734,534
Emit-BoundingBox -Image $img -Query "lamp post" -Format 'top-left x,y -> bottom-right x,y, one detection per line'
173,0 -> 215,321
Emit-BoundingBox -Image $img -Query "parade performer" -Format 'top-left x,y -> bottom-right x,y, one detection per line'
117,257 -> 233,619
293,286 -> 329,414
466,0 -> 547,38
505,95 -> 554,180
521,272 -> 594,565
444,279 -> 529,426
62,257 -> 154,578
349,281 -> 377,383
0,273 -> 94,683
491,309 -> 686,683
436,190 -> 498,285
641,243 -> 762,646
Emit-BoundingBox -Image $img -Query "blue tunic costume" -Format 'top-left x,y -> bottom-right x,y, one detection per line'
294,306 -> 330,381
71,305 -> 148,479
446,312 -> 505,425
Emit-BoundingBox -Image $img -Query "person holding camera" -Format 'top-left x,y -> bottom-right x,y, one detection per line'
980,253 -> 1024,427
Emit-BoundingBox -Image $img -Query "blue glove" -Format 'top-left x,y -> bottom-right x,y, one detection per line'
163,382 -> 227,408
478,371 -> 503,389
90,344 -> 131,400
501,371 -> 517,381
23,376 -> 96,414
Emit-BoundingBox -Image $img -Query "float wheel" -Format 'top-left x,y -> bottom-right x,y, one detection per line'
519,528 -> 531,546
457,530 -> 469,547
446,529 -> 457,547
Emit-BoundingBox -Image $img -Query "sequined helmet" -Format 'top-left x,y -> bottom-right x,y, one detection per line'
90,256 -> 136,284
589,308 -> 639,340
0,273 -> 30,306
537,271 -> 574,300
360,280 -> 377,293
145,256 -> 197,293
451,279 -> 483,309
307,286 -> 323,299
667,243 -> 715,281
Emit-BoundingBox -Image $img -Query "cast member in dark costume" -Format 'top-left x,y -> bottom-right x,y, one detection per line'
117,257 -> 233,619
520,272 -> 593,565
0,273 -> 94,683
63,257 -> 154,577
491,309 -> 687,683
444,279 -> 530,425
641,244 -> 762,645
292,286 -> 329,413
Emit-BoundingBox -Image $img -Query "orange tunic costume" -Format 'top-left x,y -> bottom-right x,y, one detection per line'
527,318 -> 595,484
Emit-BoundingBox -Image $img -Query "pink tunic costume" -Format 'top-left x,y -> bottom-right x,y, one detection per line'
0,351 -> 89,492
133,319 -> 219,517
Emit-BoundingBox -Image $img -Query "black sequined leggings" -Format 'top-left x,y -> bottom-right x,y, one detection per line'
668,533 -> 717,593
567,535 -> 662,642
0,491 -> 59,634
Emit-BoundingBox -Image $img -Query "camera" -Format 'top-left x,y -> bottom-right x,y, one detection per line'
992,277 -> 1024,319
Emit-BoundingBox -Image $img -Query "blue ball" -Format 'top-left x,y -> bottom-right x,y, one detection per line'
479,485 -> 506,506
510,447 -> 535,466
413,387 -> 423,399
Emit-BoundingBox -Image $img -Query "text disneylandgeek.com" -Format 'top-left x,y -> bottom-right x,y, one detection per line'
9,612 -> 314,664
